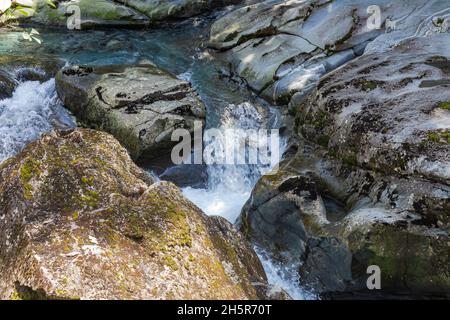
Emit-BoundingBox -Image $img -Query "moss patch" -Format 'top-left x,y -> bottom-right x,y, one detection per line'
438,102 -> 450,110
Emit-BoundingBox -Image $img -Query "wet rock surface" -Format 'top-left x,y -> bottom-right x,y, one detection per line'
0,129 -> 270,300
241,139 -> 450,297
55,64 -> 206,161
213,0 -> 450,298
299,34 -> 450,185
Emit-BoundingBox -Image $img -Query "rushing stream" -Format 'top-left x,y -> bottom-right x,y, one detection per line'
0,18 -> 315,299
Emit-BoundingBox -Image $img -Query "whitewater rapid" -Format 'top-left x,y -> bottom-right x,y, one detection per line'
0,79 -> 75,163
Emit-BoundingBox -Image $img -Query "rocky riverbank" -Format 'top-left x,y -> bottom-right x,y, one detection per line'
1,0 -> 252,28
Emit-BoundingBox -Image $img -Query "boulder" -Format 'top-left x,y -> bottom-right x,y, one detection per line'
224,0 -> 450,298
0,128 -> 270,300
0,55 -> 63,99
298,34 -> 450,185
209,0 -> 450,104
114,0 -> 243,22
4,0 -> 245,28
55,64 -> 206,161
5,0 -> 150,28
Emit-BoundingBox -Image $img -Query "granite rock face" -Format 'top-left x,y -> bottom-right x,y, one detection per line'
209,0 -> 450,105
56,64 -> 205,161
1,0 -> 150,28
0,129 -> 270,300
240,139 -> 450,296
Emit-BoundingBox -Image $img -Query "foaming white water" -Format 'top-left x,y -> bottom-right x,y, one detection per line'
0,79 -> 75,163
183,102 -> 278,223
182,102 -> 313,299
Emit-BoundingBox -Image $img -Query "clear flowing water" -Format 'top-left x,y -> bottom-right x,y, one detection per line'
0,19 -> 314,299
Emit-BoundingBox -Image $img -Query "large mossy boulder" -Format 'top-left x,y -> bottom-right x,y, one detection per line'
0,129 -> 270,300
4,0 -> 244,28
55,64 -> 206,162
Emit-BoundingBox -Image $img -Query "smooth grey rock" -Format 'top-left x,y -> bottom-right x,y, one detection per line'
209,0 -> 450,104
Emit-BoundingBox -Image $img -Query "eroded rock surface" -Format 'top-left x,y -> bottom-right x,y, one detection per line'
56,64 -> 205,161
209,0 -> 450,104
0,129 -> 270,300
218,0 -> 450,298
2,0 -> 246,28
240,139 -> 450,297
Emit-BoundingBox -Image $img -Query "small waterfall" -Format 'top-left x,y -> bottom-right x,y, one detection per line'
0,79 -> 75,163
182,101 -> 314,299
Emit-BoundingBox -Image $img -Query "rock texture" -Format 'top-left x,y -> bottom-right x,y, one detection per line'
240,34 -> 450,297
115,0 -> 243,22
229,0 -> 450,298
0,0 -> 149,28
209,0 -> 450,105
55,64 -> 205,161
299,33 -> 450,185
0,129 -> 270,300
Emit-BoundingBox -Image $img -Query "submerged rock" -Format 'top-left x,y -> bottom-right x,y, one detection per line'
0,129 -> 270,300
55,64 -> 206,161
